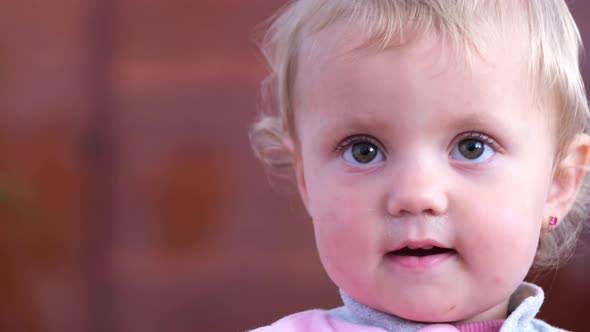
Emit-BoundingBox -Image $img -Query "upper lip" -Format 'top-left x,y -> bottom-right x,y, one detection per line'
388,239 -> 452,252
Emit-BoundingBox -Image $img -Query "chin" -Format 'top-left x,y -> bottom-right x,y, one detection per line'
396,310 -> 455,323
377,299 -> 467,323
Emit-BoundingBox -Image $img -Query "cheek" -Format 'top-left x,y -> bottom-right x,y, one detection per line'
311,194 -> 371,258
457,183 -> 545,287
313,203 -> 364,281
307,186 -> 382,284
305,167 -> 376,241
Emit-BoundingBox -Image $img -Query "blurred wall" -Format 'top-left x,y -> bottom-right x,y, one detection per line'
0,1 -> 589,332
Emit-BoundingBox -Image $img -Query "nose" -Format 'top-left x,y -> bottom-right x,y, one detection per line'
386,160 -> 448,217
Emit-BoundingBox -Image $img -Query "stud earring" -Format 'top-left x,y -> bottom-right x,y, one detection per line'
544,216 -> 558,234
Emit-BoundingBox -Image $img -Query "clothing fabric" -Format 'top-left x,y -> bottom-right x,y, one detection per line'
249,282 -> 568,332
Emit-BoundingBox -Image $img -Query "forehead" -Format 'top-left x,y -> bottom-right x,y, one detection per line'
293,20 -> 539,126
295,5 -> 532,71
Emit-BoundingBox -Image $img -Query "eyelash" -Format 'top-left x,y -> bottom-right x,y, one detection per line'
334,135 -> 384,155
333,131 -> 502,157
453,131 -> 503,153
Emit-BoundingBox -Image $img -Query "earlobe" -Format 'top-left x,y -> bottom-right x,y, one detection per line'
545,133 -> 590,219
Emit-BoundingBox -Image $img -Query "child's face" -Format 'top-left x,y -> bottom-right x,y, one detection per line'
292,24 -> 558,323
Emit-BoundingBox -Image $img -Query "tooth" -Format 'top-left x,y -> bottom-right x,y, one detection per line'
407,245 -> 419,249
423,245 -> 434,250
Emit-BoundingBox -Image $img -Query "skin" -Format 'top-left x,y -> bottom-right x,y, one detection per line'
289,22 -> 590,324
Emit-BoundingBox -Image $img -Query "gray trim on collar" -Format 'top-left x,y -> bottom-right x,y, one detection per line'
328,282 -> 568,332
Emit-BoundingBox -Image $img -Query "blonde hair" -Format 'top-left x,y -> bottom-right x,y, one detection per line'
250,0 -> 590,269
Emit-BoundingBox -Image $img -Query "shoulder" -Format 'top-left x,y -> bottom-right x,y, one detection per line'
248,309 -> 386,332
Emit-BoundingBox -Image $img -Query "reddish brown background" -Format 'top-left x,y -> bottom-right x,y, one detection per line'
0,1 -> 589,332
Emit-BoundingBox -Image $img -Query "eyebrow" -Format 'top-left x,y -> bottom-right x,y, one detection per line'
304,102 -> 518,150
313,113 -> 392,135
315,108 -> 508,130
442,110 -> 512,132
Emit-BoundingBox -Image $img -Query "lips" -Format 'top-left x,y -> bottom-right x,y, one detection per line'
385,240 -> 457,269
388,240 -> 453,254
390,246 -> 455,257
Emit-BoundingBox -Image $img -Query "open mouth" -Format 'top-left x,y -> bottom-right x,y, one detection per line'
388,246 -> 456,257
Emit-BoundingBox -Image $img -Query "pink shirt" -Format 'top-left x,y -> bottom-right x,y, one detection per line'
250,309 -> 503,332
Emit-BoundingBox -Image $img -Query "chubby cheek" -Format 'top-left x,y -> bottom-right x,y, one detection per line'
457,185 -> 544,291
307,186 -> 382,289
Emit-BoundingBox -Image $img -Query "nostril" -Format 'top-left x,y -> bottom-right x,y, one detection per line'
386,177 -> 448,217
387,201 -> 448,217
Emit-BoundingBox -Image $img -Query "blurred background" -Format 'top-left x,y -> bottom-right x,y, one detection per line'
0,0 -> 589,331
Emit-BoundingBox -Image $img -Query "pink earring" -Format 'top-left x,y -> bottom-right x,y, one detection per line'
545,216 -> 558,233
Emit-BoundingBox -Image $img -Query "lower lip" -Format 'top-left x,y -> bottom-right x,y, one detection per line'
386,251 -> 456,270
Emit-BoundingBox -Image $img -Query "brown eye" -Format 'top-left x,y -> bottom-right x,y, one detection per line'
340,136 -> 385,165
450,133 -> 497,163
351,142 -> 379,163
458,139 -> 484,159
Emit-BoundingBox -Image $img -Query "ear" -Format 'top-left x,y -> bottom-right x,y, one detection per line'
283,136 -> 310,211
545,133 -> 590,219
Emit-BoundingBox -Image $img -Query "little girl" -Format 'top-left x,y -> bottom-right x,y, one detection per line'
249,1 -> 590,331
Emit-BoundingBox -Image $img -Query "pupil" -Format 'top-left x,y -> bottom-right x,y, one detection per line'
352,142 -> 377,163
459,139 -> 484,159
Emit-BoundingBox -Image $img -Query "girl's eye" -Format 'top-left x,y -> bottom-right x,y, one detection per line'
342,141 -> 384,165
450,137 -> 495,162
